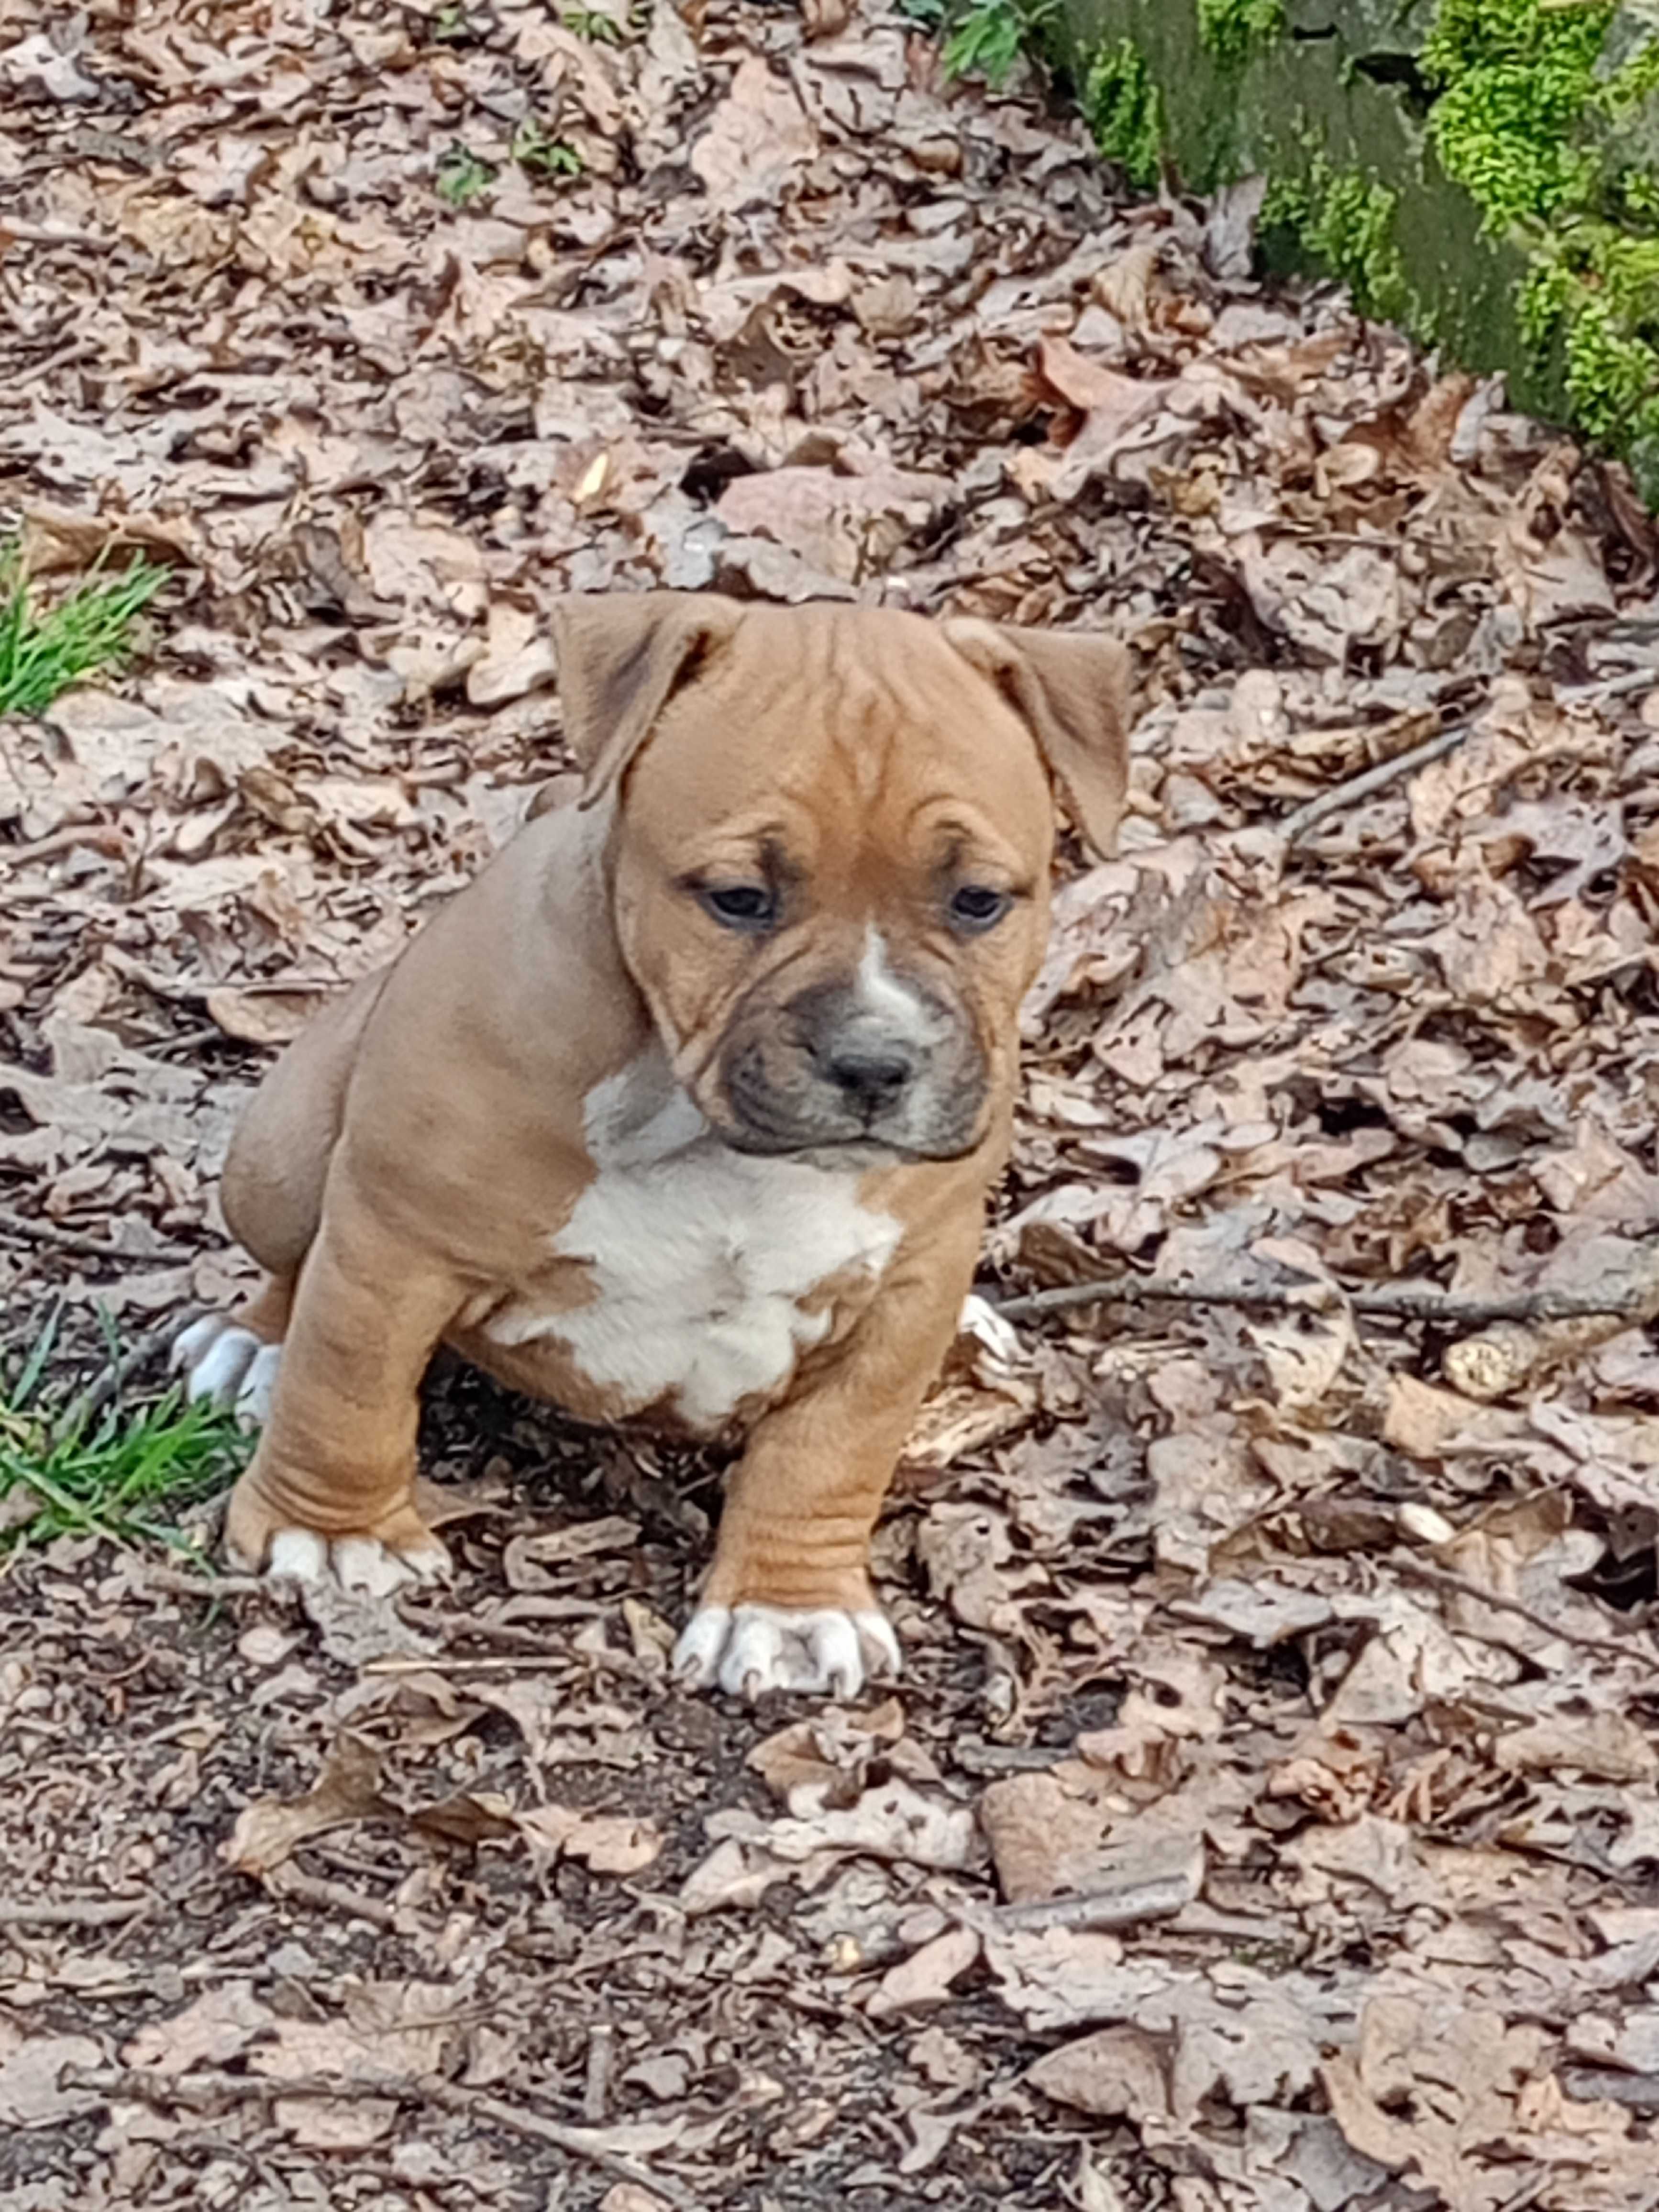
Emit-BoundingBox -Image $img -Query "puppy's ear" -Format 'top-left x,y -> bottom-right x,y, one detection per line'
552,592 -> 743,809
943,620 -> 1132,859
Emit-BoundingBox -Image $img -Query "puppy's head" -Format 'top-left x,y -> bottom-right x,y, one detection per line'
552,592 -> 1130,1162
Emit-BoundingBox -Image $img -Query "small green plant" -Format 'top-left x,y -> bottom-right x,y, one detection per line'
0,541 -> 166,720
512,119 -> 584,178
436,144 -> 497,208
0,1309 -> 250,1554
432,4 -> 475,42
895,0 -> 947,23
561,5 -> 623,44
942,0 -> 1052,90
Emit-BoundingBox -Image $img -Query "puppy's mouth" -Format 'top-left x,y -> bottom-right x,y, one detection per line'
709,1066 -> 988,1165
718,1121 -> 982,1166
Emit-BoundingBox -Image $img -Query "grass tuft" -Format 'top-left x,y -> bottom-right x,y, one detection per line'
0,1307 -> 251,1555
0,538 -> 167,720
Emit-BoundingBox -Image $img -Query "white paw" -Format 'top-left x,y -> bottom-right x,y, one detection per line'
172,1315 -> 280,1424
263,1526 -> 452,1595
673,1603 -> 901,1700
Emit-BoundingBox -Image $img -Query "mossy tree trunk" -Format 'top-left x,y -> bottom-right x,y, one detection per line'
1052,0 -> 1659,503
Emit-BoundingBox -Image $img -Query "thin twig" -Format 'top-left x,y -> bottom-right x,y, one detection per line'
135,1563 -> 276,1602
1279,720 -> 1473,847
992,1272 -> 1647,1327
266,1864 -> 402,1930
0,1896 -> 148,1929
65,2068 -> 705,2211
1393,1557 -> 1647,1663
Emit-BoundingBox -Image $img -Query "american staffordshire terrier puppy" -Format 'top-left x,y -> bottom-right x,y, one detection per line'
174,593 -> 1129,1698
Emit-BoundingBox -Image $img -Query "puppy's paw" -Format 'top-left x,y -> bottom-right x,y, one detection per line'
673,1602 -> 901,1701
172,1314 -> 281,1424
224,1471 -> 450,1594
262,1527 -> 452,1597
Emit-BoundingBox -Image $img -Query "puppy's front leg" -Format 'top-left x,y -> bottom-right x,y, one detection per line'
675,1210 -> 980,1701
222,1165 -> 464,1595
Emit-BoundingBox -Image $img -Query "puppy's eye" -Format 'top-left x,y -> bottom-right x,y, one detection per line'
701,883 -> 777,931
949,885 -> 1012,933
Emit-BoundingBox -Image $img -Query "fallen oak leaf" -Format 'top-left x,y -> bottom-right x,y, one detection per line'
223,1733 -> 388,1876
518,1803 -> 664,1875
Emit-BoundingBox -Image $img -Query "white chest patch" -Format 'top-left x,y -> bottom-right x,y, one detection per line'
488,1048 -> 903,1429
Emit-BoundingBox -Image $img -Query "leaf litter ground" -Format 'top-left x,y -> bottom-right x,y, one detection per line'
3,2 -> 1659,2208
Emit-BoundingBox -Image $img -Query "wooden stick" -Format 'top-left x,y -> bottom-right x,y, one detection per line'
984,1871 -> 1194,1935
992,1272 -> 1648,1327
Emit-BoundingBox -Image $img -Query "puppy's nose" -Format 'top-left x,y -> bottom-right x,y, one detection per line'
825,1043 -> 916,1113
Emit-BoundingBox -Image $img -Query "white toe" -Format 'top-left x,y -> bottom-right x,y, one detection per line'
233,1343 -> 282,1425
332,1537 -> 413,1597
719,1609 -> 788,1699
182,1325 -> 262,1409
267,1528 -> 329,1582
854,1609 -> 902,1682
673,1606 -> 732,1688
171,1315 -> 224,1372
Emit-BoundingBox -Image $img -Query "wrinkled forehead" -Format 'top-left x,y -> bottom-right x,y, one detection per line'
618,611 -> 1057,868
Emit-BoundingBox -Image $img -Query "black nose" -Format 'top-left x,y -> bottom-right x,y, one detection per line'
826,1045 -> 916,1113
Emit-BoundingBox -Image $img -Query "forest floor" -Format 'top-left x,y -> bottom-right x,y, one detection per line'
3,2 -> 1659,2208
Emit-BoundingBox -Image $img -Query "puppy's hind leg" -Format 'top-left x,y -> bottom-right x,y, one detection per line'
174,970 -> 389,1425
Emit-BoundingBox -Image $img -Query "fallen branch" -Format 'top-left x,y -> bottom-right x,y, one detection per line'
64,2068 -> 705,2211
1277,719 -> 1474,847
993,1272 -> 1648,1328
0,1206 -> 144,1264
0,1896 -> 148,1929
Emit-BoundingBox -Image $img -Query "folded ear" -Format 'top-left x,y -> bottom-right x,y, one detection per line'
551,592 -> 744,809
942,619 -> 1132,858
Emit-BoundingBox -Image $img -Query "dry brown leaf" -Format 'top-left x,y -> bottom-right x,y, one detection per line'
223,1732 -> 387,1876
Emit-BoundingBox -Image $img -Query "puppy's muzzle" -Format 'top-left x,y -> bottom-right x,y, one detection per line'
717,972 -> 989,1161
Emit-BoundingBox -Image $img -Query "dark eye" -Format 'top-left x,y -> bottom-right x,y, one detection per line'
949,885 -> 1012,933
701,883 -> 777,932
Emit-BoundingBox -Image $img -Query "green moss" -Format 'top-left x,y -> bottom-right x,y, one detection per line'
1196,0 -> 1282,70
1082,37 -> 1162,188
1522,219 -> 1659,447
1422,0 -> 1614,228
1260,151 -> 1412,323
